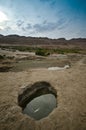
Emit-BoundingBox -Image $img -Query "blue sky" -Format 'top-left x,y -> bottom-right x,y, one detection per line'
0,0 -> 86,39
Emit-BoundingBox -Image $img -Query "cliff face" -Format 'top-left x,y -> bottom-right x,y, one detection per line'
0,34 -> 86,49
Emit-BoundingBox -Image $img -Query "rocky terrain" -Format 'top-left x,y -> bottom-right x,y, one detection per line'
0,47 -> 86,130
0,35 -> 86,130
0,34 -> 86,49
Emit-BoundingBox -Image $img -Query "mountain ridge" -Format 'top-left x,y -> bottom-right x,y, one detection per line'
0,34 -> 86,49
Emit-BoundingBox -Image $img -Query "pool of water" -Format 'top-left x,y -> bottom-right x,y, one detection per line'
23,94 -> 57,120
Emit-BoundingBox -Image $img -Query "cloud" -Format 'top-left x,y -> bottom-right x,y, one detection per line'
40,0 -> 55,3
21,27 -> 26,31
5,26 -> 12,31
33,18 -> 67,33
16,20 -> 32,31
0,11 -> 9,23
49,0 -> 56,8
26,23 -> 32,30
21,23 -> 32,32
40,0 -> 56,7
0,26 -> 4,30
57,18 -> 66,27
33,22 -> 56,32
0,16 -> 68,37
16,20 -> 24,27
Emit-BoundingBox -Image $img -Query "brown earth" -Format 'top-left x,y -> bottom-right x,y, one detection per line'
0,35 -> 86,49
0,50 -> 86,130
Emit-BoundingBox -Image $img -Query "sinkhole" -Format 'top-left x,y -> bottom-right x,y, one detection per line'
18,81 -> 57,120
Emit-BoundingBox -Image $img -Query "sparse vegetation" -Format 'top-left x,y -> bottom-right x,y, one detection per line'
35,48 -> 50,56
0,55 -> 5,59
0,45 -> 85,55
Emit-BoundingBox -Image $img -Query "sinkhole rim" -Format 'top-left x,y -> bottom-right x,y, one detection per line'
18,81 -> 57,119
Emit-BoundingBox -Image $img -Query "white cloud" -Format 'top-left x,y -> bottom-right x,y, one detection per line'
0,26 -> 4,30
0,11 -> 9,22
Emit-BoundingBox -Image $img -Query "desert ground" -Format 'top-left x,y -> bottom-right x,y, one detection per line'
0,48 -> 86,130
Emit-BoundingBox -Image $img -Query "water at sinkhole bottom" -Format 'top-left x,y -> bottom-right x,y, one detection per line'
23,94 -> 57,120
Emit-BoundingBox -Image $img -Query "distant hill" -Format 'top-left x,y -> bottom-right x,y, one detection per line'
0,34 -> 86,49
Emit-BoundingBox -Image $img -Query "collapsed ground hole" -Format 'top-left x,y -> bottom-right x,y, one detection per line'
18,81 -> 57,120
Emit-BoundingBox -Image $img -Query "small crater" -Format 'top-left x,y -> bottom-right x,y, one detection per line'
18,81 -> 57,120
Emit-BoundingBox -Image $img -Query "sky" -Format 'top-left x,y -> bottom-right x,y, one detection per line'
0,0 -> 86,39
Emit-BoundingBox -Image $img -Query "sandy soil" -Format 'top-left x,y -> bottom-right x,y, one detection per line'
0,52 -> 86,130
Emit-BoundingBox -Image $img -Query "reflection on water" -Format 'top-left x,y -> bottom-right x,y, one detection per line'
23,94 -> 57,120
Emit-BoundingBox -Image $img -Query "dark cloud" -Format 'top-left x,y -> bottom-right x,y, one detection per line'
16,20 -> 32,31
40,0 -> 50,2
57,18 -> 66,27
33,18 -> 67,33
5,26 -> 12,31
34,22 -> 57,32
26,23 -> 32,29
40,0 -> 55,2
50,0 -> 56,7
17,19 -> 64,33
2,17 -> 67,34
21,27 -> 26,31
40,0 -> 56,7
21,23 -> 32,31
43,20 -> 47,24
17,20 -> 24,27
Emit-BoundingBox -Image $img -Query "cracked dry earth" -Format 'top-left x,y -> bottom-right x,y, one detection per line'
0,57 -> 86,130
